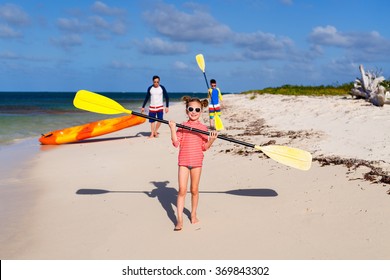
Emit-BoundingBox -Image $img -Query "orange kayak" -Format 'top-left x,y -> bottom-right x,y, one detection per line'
39,115 -> 145,145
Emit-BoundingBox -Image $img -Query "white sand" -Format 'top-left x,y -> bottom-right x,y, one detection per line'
1,93 -> 389,260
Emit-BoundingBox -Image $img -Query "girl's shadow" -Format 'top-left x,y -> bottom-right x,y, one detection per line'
144,181 -> 191,226
76,185 -> 277,226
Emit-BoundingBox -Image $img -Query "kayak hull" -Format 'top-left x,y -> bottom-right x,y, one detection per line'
39,115 -> 145,145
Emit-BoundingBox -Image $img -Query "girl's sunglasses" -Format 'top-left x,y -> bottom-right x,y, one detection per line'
187,106 -> 201,113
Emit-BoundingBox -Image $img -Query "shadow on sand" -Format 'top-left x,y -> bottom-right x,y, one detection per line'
76,181 -> 278,226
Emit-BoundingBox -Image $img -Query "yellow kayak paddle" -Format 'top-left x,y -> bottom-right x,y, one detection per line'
196,53 -> 224,131
73,90 -> 312,171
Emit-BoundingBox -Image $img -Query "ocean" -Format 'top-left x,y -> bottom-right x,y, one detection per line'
0,91 -> 208,146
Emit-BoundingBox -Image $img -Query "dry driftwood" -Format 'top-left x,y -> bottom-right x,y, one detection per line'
350,64 -> 390,106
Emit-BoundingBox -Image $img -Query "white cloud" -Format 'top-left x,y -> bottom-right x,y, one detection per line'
309,25 -> 350,47
143,2 -> 298,62
110,21 -> 126,35
54,2 -> 128,45
308,25 -> 390,62
235,31 -> 293,50
109,60 -> 132,70
143,3 -> 232,43
89,15 -> 127,35
57,18 -> 88,33
0,50 -> 50,62
0,51 -> 20,59
173,61 -> 189,70
91,1 -> 126,16
234,31 -> 294,60
0,24 -> 21,38
50,34 -> 83,50
0,3 -> 30,26
137,37 -> 188,55
0,4 -> 29,39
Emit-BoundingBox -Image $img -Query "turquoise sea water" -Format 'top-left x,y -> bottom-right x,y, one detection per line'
0,91 -> 207,145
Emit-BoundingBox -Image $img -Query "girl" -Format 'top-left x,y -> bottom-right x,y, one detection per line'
168,96 -> 218,231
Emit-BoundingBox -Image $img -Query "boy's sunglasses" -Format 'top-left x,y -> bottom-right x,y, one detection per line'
187,106 -> 201,112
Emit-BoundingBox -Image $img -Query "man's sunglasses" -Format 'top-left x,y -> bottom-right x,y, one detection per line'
187,106 -> 201,112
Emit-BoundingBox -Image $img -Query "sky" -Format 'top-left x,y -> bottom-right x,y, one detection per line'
1,0 -> 390,93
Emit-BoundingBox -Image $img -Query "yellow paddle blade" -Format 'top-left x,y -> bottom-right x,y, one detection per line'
255,145 -> 312,171
214,115 -> 224,130
74,90 -> 132,115
196,54 -> 205,72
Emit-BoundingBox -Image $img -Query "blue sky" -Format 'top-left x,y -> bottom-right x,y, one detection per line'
1,0 -> 390,93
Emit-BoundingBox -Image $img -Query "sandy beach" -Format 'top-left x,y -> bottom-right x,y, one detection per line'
1,93 -> 390,260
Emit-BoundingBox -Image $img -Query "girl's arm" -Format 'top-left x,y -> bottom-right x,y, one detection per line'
169,121 -> 179,147
203,130 -> 218,150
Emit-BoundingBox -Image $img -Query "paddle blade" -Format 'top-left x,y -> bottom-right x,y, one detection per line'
214,114 -> 224,130
74,90 -> 132,115
255,145 -> 312,171
196,54 -> 206,72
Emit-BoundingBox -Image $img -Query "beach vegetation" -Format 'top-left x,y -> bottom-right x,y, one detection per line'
380,79 -> 390,89
241,83 -> 355,96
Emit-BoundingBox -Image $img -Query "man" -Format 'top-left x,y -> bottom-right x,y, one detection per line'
141,75 -> 169,138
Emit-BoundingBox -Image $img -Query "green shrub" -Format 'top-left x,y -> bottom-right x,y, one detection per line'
241,83 -> 355,96
380,80 -> 390,89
